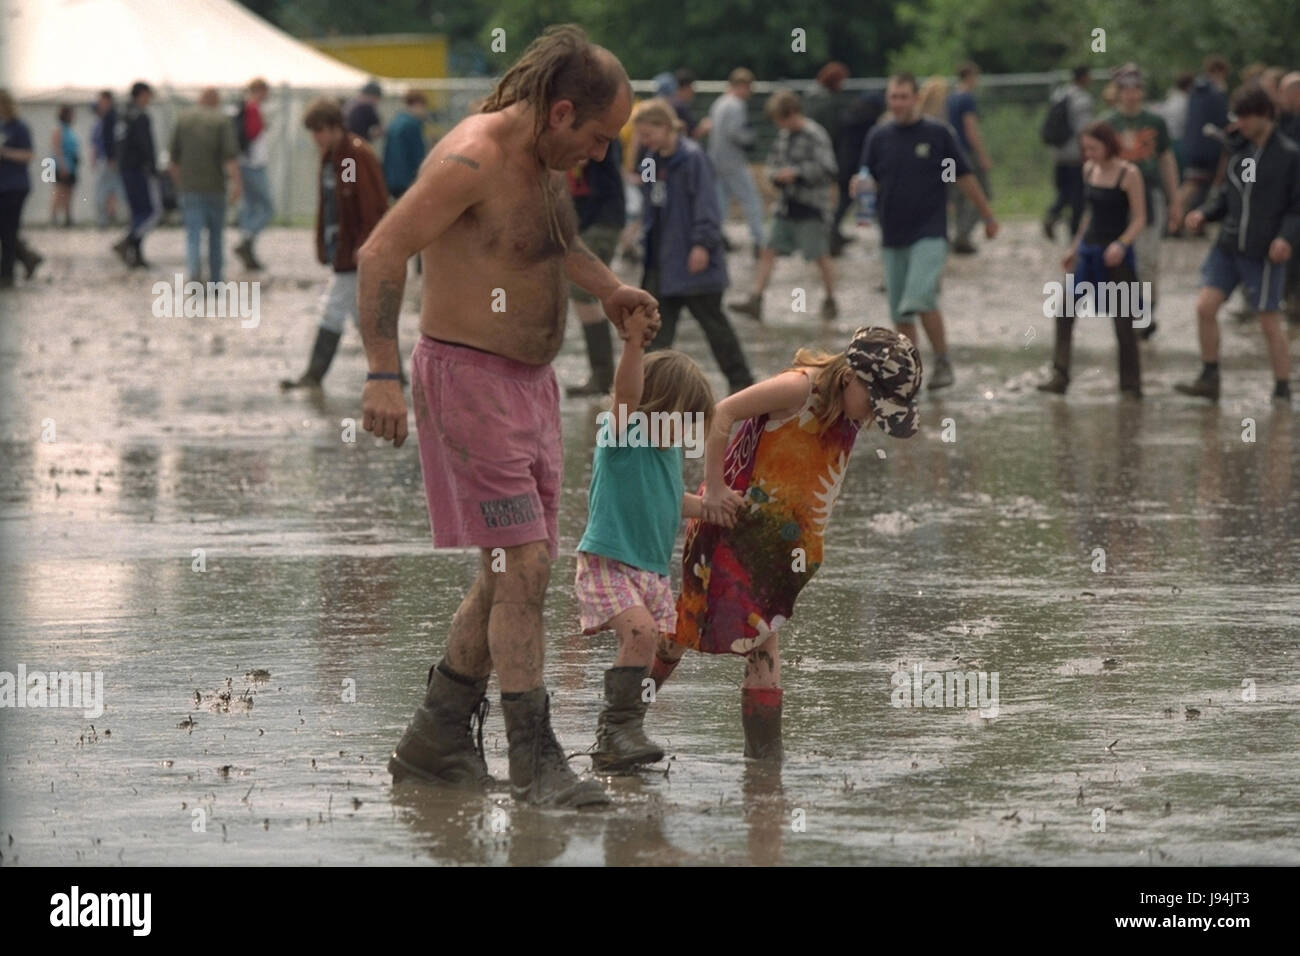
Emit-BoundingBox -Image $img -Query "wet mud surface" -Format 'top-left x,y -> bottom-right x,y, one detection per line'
1,222 -> 1297,865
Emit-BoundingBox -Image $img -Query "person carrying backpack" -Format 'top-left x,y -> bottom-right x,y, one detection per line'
1043,66 -> 1094,240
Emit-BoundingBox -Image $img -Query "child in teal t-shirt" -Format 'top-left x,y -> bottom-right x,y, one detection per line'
575,306 -> 742,772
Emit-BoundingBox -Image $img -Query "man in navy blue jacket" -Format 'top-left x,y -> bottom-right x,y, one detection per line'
1176,85 -> 1300,402
112,81 -> 160,268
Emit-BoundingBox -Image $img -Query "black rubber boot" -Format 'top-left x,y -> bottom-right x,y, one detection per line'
501,687 -> 610,808
130,237 -> 149,269
16,239 -> 43,280
728,292 -> 763,323
388,660 -> 493,790
1114,313 -> 1141,396
1037,367 -> 1069,394
592,666 -> 664,773
566,322 -> 613,397
280,327 -> 341,390
742,687 -> 783,762
234,238 -> 265,272
112,236 -> 135,267
1174,367 -> 1221,401
1038,315 -> 1073,393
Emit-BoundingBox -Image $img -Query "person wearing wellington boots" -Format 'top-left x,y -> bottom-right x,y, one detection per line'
281,98 -> 404,390
654,326 -> 922,761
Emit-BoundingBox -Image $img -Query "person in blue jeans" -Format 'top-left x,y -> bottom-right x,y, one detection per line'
234,78 -> 273,271
168,88 -> 241,282
91,90 -> 126,228
707,69 -> 766,257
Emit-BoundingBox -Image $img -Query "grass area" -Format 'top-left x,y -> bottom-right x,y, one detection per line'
983,103 -> 1057,219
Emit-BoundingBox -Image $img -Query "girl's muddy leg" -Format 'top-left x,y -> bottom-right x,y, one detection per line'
742,633 -> 783,761
611,606 -> 658,669
594,607 -> 665,772
651,635 -> 686,691
742,632 -> 780,689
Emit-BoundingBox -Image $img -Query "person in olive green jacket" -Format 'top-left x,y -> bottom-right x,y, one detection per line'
169,88 -> 241,282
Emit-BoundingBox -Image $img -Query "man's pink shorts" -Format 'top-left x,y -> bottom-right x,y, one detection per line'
411,336 -> 561,560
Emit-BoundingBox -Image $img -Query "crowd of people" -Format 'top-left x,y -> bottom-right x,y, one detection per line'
1035,57 -> 1300,401
6,55 -> 1293,403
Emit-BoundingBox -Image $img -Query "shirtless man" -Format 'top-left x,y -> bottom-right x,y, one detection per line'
359,26 -> 658,808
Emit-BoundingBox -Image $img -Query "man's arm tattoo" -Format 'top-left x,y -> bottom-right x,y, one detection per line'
376,279 -> 401,340
443,153 -> 480,170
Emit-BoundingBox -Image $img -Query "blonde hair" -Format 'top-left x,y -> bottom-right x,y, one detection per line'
613,350 -> 715,425
631,97 -> 684,132
765,89 -> 801,121
782,348 -> 854,433
918,76 -> 949,119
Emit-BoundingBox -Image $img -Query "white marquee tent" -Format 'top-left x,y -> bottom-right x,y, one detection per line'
2,0 -> 387,224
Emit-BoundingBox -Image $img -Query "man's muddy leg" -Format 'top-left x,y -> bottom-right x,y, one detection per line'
443,550 -> 496,680
388,550 -> 499,788
487,540 -> 551,692
492,539 -> 608,806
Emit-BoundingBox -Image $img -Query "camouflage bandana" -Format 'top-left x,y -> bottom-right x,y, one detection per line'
845,326 -> 923,438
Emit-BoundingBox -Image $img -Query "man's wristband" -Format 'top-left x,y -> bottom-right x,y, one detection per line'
366,372 -> 402,381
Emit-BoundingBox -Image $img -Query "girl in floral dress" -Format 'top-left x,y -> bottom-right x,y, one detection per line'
653,327 -> 923,760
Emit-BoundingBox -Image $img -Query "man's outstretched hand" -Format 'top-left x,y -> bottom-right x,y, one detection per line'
362,379 -> 409,447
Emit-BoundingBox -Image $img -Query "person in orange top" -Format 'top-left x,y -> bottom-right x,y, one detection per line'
653,326 -> 923,761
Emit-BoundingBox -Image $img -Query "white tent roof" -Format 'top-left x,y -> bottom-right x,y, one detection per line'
3,0 -> 375,98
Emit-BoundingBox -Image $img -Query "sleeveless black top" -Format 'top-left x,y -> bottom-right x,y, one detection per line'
1082,163 -> 1131,247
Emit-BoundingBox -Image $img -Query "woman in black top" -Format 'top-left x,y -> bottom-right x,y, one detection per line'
1039,120 -> 1147,396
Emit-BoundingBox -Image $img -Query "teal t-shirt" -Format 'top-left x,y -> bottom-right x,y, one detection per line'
577,442 -> 684,576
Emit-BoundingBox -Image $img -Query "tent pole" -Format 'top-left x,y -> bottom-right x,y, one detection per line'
278,83 -> 291,226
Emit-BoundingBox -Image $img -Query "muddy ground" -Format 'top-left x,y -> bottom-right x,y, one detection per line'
0,218 -> 1297,865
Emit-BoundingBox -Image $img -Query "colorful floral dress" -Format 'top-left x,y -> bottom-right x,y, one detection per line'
673,372 -> 860,655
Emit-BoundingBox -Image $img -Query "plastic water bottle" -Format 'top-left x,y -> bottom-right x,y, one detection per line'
855,166 -> 876,226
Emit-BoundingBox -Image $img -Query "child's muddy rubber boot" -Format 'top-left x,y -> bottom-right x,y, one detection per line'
592,666 -> 664,773
388,660 -> 493,790
742,687 -> 784,762
649,652 -> 679,692
501,687 -> 610,808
